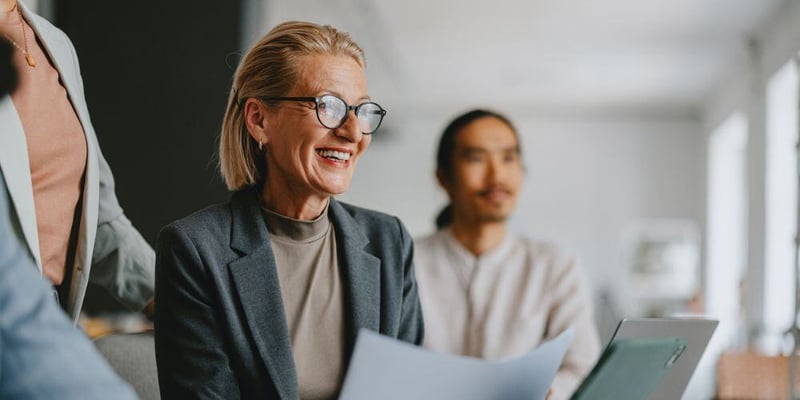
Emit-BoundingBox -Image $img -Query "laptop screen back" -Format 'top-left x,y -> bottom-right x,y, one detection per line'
610,318 -> 718,400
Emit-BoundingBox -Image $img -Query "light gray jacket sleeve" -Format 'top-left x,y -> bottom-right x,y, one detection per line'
89,137 -> 155,311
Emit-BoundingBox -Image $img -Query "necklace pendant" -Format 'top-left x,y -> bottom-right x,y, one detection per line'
25,53 -> 35,67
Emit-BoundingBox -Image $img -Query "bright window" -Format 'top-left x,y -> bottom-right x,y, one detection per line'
764,59 -> 799,351
706,112 -> 748,350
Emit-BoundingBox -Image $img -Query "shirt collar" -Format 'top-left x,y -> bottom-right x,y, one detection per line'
439,227 -> 516,267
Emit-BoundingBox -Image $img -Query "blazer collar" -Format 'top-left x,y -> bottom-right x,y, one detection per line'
226,190 -> 380,398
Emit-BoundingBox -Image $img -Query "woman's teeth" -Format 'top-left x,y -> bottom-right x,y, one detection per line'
317,149 -> 351,161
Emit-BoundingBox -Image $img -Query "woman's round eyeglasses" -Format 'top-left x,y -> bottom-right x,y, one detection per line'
259,94 -> 387,134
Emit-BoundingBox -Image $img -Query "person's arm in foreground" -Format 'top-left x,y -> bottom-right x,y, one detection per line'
0,173 -> 137,400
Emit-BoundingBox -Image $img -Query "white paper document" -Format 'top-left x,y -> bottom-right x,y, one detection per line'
339,328 -> 573,400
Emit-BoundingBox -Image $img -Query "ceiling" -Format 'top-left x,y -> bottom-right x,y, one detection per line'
258,0 -> 787,118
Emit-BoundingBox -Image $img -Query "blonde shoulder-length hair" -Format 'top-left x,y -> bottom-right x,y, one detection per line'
219,21 -> 366,190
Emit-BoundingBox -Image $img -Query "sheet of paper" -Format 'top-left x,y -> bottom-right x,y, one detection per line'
339,328 -> 573,400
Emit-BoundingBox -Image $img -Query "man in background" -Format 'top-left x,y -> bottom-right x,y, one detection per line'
414,109 -> 600,400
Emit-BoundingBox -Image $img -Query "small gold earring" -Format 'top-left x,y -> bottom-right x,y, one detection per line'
258,140 -> 263,151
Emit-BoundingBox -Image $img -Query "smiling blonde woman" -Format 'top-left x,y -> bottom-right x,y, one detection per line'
154,21 -> 423,400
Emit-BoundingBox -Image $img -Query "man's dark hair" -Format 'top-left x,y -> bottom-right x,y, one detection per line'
434,109 -> 521,229
0,39 -> 18,97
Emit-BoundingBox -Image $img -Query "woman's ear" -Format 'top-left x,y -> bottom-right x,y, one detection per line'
243,98 -> 268,144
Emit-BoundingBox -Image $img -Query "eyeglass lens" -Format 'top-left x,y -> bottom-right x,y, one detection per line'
317,95 -> 384,134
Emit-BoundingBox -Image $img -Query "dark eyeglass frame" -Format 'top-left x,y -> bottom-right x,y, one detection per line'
258,95 -> 387,134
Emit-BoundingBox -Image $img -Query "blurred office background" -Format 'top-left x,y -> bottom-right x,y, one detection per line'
26,0 -> 800,398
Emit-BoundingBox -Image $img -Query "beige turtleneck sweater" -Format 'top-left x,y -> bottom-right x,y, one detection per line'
263,205 -> 345,400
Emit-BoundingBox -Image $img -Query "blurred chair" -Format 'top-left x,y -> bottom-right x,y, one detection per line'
94,332 -> 160,400
716,351 -> 799,399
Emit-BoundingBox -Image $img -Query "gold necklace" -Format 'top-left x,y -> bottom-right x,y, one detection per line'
2,3 -> 35,67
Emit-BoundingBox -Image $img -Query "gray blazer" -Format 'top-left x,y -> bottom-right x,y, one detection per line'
154,189 -> 424,399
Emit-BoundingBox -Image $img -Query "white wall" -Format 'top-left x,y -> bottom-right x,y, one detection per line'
511,117 -> 702,290
340,111 -> 704,333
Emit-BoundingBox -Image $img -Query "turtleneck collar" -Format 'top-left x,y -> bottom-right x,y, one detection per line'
262,202 -> 330,243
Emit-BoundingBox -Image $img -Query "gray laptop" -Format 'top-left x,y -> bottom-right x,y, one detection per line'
607,317 -> 718,400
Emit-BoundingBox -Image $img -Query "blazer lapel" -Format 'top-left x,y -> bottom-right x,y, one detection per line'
0,97 -> 42,270
226,191 -> 298,400
328,199 -> 381,356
